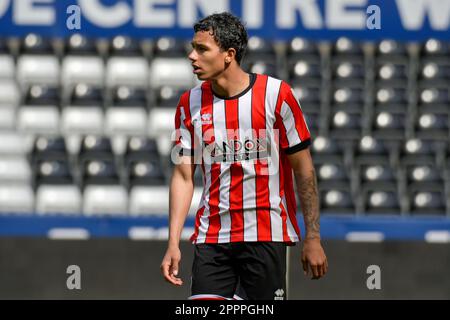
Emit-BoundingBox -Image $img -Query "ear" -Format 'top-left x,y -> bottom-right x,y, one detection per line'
225,48 -> 236,64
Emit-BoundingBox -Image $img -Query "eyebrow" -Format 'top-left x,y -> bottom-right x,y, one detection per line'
191,41 -> 208,48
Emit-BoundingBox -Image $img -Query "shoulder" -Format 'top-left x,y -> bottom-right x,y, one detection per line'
258,74 -> 292,99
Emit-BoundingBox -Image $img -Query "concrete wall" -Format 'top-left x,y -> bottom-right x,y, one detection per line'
0,239 -> 449,299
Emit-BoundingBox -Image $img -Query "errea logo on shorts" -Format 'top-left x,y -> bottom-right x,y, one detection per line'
274,289 -> 284,300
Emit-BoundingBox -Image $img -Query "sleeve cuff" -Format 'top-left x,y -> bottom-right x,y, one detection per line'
284,139 -> 311,155
179,148 -> 195,157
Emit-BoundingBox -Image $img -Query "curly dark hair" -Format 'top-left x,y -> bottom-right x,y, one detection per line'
194,12 -> 248,65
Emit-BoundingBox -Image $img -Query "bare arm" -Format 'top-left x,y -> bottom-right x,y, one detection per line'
287,148 -> 328,279
287,148 -> 320,240
160,156 -> 196,286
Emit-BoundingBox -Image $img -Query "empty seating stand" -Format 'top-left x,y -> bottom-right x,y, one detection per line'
0,34 -> 449,217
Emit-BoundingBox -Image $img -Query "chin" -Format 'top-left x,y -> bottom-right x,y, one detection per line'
197,74 -> 208,81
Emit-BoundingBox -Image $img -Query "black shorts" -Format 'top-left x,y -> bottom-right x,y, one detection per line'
189,242 -> 287,300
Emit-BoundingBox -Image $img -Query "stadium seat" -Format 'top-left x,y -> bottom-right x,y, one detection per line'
419,86 -> 450,106
148,107 -> 176,156
289,59 -> 321,81
332,37 -> 364,57
319,188 -> 355,215
0,132 -> 31,156
311,135 -> 345,159
17,105 -> 60,135
0,184 -> 34,214
31,136 -> 68,161
64,34 -> 99,56
154,86 -> 186,108
332,60 -> 365,82
315,161 -> 347,183
332,85 -> 364,107
414,111 -> 449,140
16,55 -> 60,87
127,159 -> 166,187
244,60 -> 278,78
106,56 -> 149,88
105,107 -> 147,136
61,106 -> 104,135
124,137 -> 159,159
291,82 -> 321,136
33,159 -> 73,187
371,110 -> 406,140
420,60 -> 450,82
78,136 -> 115,163
129,184 -> 202,216
354,135 -> 398,167
149,57 -> 194,88
399,138 -> 445,168
25,84 -> 60,106
287,37 -> 319,57
0,156 -> 31,184
329,109 -> 362,140
0,108 -> 15,130
81,158 -> 119,187
374,85 -> 408,112
154,37 -> 187,58
61,56 -> 105,88
69,83 -> 103,106
0,80 -> 21,108
242,36 -> 278,77
408,188 -> 447,215
0,54 -> 14,79
376,39 -> 407,58
35,184 -> 82,215
109,35 -> 143,56
421,39 -> 450,57
83,184 -> 128,216
376,62 -> 408,82
112,86 -> 147,108
128,185 -> 169,216
361,183 -> 402,215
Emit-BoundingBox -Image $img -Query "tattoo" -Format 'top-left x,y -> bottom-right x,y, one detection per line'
297,170 -> 320,240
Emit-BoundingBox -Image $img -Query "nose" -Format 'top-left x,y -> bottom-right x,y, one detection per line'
188,49 -> 196,62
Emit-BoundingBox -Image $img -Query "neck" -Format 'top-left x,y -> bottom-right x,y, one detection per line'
210,67 -> 250,98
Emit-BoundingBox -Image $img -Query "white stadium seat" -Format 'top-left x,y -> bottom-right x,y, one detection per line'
129,186 -> 169,216
61,106 -> 104,135
17,105 -> 60,134
61,56 -> 105,87
36,184 -> 82,215
83,185 -> 128,216
0,80 -> 21,108
0,156 -> 31,183
0,132 -> 31,156
105,107 -> 147,136
148,107 -> 176,136
0,108 -> 15,130
148,107 -> 176,156
149,58 -> 195,88
129,186 -> 202,216
0,55 -> 15,79
16,55 -> 60,86
0,184 -> 34,213
106,57 -> 149,88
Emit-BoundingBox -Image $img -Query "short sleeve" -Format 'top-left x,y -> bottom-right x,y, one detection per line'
276,83 -> 311,154
174,92 -> 195,156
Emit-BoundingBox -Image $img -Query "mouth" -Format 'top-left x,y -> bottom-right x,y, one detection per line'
192,65 -> 202,74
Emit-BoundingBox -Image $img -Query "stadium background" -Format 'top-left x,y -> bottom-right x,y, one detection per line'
0,0 -> 449,299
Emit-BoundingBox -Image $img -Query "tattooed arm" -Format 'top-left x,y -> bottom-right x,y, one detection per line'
287,148 -> 328,279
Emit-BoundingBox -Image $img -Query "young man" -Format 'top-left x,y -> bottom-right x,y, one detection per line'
160,12 -> 327,300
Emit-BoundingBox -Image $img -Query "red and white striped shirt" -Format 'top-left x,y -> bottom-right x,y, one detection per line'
174,73 -> 311,244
